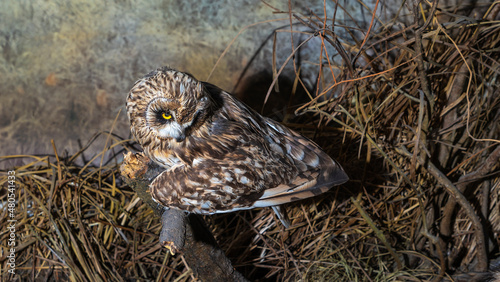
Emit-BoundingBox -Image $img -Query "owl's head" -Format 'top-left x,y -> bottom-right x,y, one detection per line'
126,67 -> 214,146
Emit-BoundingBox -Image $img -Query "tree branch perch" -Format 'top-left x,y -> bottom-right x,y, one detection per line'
120,152 -> 248,281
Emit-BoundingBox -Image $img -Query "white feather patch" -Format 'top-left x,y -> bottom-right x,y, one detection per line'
157,122 -> 183,139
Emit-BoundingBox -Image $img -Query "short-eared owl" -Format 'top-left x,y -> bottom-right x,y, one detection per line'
126,67 -> 348,215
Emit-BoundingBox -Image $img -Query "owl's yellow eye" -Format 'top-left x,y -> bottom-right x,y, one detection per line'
162,112 -> 172,120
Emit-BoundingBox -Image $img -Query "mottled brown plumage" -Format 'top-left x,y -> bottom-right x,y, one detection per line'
126,67 -> 348,215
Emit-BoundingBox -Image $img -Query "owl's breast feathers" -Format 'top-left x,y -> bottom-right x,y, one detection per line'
149,84 -> 348,214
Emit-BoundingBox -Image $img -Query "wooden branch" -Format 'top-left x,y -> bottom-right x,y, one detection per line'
120,152 -> 248,281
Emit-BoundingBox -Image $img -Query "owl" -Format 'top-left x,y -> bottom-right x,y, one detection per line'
126,67 -> 348,220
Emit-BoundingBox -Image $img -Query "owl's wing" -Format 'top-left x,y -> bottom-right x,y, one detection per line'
149,114 -> 348,214
149,119 -> 299,213
149,151 -> 291,213
252,118 -> 348,208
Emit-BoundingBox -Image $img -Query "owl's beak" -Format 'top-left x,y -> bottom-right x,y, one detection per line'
170,123 -> 186,142
170,126 -> 186,142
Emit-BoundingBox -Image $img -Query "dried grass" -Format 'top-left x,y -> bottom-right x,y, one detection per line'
2,1 -> 500,281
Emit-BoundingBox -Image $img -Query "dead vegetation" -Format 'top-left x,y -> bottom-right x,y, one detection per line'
1,1 -> 500,281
